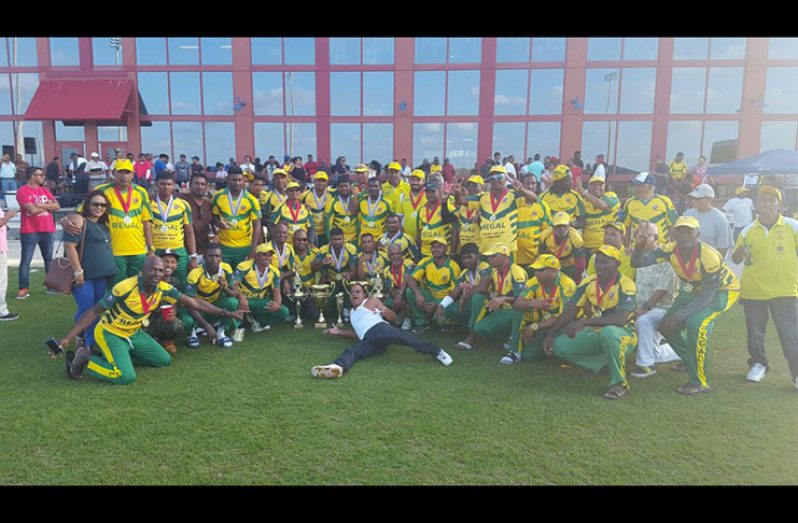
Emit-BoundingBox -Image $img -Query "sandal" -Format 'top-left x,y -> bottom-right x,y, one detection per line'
603,384 -> 629,400
453,341 -> 475,351
677,383 -> 711,396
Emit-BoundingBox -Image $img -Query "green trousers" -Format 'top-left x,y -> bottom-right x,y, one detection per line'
552,325 -> 638,388
662,289 -> 738,389
155,247 -> 189,286
468,292 -> 518,342
221,245 -> 251,269
443,296 -> 474,327
87,326 -> 171,385
406,287 -> 440,327
179,296 -> 241,336
248,297 -> 290,325
113,254 -> 147,284
509,314 -> 551,360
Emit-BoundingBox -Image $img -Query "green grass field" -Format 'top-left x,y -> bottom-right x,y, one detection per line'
1,270 -> 796,485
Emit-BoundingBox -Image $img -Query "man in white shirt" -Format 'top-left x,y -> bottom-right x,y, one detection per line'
722,187 -> 755,241
400,158 -> 412,182
86,152 -> 109,190
504,155 -> 518,181
240,155 -> 256,176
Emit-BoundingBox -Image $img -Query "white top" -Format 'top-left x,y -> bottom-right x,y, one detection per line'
504,162 -> 517,177
722,197 -> 755,228
350,300 -> 387,340
240,162 -> 256,173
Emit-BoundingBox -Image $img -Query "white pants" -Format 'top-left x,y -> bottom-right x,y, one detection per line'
635,307 -> 681,366
0,250 -> 8,315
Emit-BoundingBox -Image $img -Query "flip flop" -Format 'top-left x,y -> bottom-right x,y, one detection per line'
677,383 -> 711,396
453,341 -> 474,351
603,385 -> 629,400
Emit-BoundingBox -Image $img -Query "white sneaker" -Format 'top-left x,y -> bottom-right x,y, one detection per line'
401,317 -> 412,331
793,376 -> 798,391
499,352 -> 520,365
311,364 -> 344,378
232,328 -> 245,342
250,317 -> 268,333
436,349 -> 453,366
746,363 -> 767,383
502,339 -> 512,351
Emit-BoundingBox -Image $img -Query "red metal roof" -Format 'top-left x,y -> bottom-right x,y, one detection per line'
24,79 -> 133,120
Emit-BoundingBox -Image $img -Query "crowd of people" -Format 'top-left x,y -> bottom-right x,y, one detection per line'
1,147 -> 796,399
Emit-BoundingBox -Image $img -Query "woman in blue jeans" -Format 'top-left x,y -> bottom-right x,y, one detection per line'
62,190 -> 118,347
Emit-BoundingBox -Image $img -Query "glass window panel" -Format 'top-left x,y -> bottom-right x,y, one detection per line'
706,67 -> 743,114
285,72 -> 315,116
330,38 -> 361,65
492,122 -> 526,160
448,38 -> 481,63
138,72 -> 169,115
252,38 -> 282,65
363,38 -> 394,65
581,121 -> 617,163
769,38 -> 798,60
254,123 -> 285,160
330,72 -> 361,116
9,38 -> 37,67
141,122 -> 172,159
446,122 -> 478,170
168,37 -> 199,65
674,38 -> 709,60
764,67 -> 798,113
11,73 -> 38,115
363,124 -> 394,165
494,69 -> 528,116
252,72 -> 283,116
363,71 -> 393,116
588,38 -> 622,61
0,122 -> 13,153
0,74 -> 11,115
284,38 -> 314,65
497,38 -> 530,63
18,120 -> 43,166
670,67 -> 706,113
666,121 -> 702,164
532,38 -> 566,62
413,71 -> 445,116
172,122 -> 203,163
584,68 -> 620,114
50,37 -> 79,66
415,38 -> 446,64
623,38 -> 658,61
93,37 -> 122,66
287,123 -> 316,158
331,124 -> 361,165
136,37 -> 166,65
201,37 -> 232,65
0,39 -> 7,67
760,121 -> 797,152
703,121 -> 739,162
620,68 -> 656,114
711,38 -> 745,60
616,121 -> 653,172
526,122 -> 561,159
98,126 -> 128,142
202,72 -> 233,115
169,72 -> 202,115
413,123 -> 444,167
56,121 -> 85,141
447,70 -> 480,116
204,122 -> 236,167
530,68 -> 564,115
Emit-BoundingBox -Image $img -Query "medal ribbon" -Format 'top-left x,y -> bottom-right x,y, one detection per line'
338,194 -> 351,215
255,263 -> 270,289
156,195 -> 175,224
365,251 -> 378,274
490,188 -> 509,214
227,189 -> 244,221
409,191 -> 424,211
274,241 -> 288,268
497,266 -> 510,296
114,186 -> 133,217
595,274 -> 619,311
138,278 -> 157,315
367,196 -> 380,219
391,264 -> 404,288
554,236 -> 569,259
674,245 -> 699,281
287,200 -> 301,224
311,188 -> 327,212
330,245 -> 345,273
426,201 -> 441,224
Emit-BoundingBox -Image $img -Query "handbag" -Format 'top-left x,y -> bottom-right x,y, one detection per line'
44,222 -> 86,293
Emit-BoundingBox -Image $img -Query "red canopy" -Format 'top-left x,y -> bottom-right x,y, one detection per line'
25,79 -> 133,120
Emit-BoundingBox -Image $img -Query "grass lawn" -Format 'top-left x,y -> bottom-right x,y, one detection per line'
1,269 -> 796,485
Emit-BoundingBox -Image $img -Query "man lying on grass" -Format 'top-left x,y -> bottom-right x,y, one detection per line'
311,282 -> 453,379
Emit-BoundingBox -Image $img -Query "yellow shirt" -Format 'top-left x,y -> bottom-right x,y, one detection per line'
97,276 -> 182,338
269,241 -> 296,274
418,199 -> 456,257
412,256 -> 461,300
316,242 -> 358,281
468,189 -> 522,252
150,195 -> 192,250
573,273 -> 637,321
540,227 -> 584,268
586,248 -> 636,281
273,201 -> 313,244
620,195 -> 677,244
456,205 -> 481,254
397,190 -> 427,240
211,189 -> 262,248
327,193 -> 357,243
378,231 -> 417,261
356,249 -> 390,279
736,217 -> 798,299
234,259 -> 281,299
294,246 -> 321,285
669,160 -> 689,181
519,273 -> 577,324
357,195 -> 392,243
384,260 -> 415,291
652,242 -> 740,293
260,189 -> 288,220
301,188 -> 335,236
516,200 -> 552,265
185,263 -> 235,303
487,264 -> 528,299
582,192 -> 620,251
457,261 -> 490,286
96,183 -> 152,256
539,189 -> 585,222
381,180 -> 411,212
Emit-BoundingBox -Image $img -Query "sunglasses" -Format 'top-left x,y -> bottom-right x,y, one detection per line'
90,202 -> 107,208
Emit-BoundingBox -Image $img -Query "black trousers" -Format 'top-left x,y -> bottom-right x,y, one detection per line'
282,288 -> 320,323
742,297 -> 798,378
334,322 -> 441,371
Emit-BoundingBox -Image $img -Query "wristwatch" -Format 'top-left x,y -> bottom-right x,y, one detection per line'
190,253 -> 200,262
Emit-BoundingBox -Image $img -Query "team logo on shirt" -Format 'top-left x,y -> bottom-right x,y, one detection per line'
652,205 -> 659,211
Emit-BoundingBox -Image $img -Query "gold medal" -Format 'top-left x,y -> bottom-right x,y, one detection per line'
335,273 -> 342,281
230,219 -> 238,226
367,221 -> 375,228
683,283 -> 694,293
142,317 -> 150,327
543,312 -> 552,320
123,215 -> 132,224
594,308 -> 603,318
160,225 -> 169,233
343,216 -> 350,223
530,323 -> 539,331
291,224 -> 300,232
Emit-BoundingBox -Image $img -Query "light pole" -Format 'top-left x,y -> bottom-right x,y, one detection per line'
12,38 -> 25,163
109,38 -> 123,145
604,71 -> 617,173
287,72 -> 296,157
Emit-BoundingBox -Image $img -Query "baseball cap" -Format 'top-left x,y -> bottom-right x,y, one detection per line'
160,248 -> 180,259
387,161 -> 402,171
551,165 -> 571,182
90,152 -> 100,158
272,168 -> 287,177
410,169 -> 426,180
483,243 -> 511,257
604,222 -> 626,236
429,233 -> 447,246
424,182 -> 440,191
530,254 -> 561,271
734,187 -> 747,196
674,216 -> 701,230
552,212 -> 570,227
354,164 -> 369,173
688,184 -> 715,199
466,175 -> 484,185
283,155 -> 291,162
595,244 -> 622,263
631,172 -> 656,185
757,185 -> 782,203
256,243 -> 276,254
286,181 -> 302,191
313,171 -> 329,181
588,174 -> 606,185
489,165 -> 507,175
114,159 -> 134,172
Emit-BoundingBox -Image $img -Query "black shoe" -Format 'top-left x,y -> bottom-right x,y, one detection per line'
66,346 -> 92,379
0,313 -> 19,321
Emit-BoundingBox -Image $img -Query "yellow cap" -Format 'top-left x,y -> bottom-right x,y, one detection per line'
604,222 -> 626,236
757,185 -> 782,203
588,175 -> 605,185
355,164 -> 369,173
429,233 -> 448,247
313,171 -> 329,181
595,244 -> 622,263
551,164 -> 571,182
430,164 -> 442,173
387,161 -> 402,171
114,159 -> 134,172
552,212 -> 570,226
410,169 -> 426,180
466,175 -> 484,185
483,243 -> 511,257
286,181 -> 301,190
489,165 -> 507,175
674,216 -> 701,230
272,168 -> 287,177
255,243 -> 276,254
530,254 -> 561,271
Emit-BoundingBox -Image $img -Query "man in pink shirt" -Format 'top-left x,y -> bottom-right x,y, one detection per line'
16,166 -> 59,299
134,153 -> 153,189
0,206 -> 19,319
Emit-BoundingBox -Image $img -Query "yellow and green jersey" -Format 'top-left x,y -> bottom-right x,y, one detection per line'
457,261 -> 490,287
417,199 -> 456,257
150,195 -> 192,250
356,249 -> 390,279
260,189 -> 288,219
456,205 -> 481,254
326,193 -> 357,243
586,248 -> 635,281
651,241 -> 740,293
185,262 -> 235,303
487,264 -> 528,299
620,194 -> 677,244
573,273 -> 636,323
582,192 -> 620,251
519,273 -> 577,324
211,188 -> 262,248
95,183 -> 152,256
294,246 -> 321,285
412,256 -> 461,300
234,259 -> 281,299
357,195 -> 392,244
273,201 -> 314,244
540,227 -> 584,268
397,190 -> 427,239
384,260 -> 415,291
467,189 -> 522,253
669,160 -> 689,181
301,188 -> 335,237
269,241 -> 296,275
381,179 -> 411,212
516,200 -> 552,265
316,242 -> 358,281
377,231 -> 418,261
539,189 -> 585,223
97,276 -> 182,338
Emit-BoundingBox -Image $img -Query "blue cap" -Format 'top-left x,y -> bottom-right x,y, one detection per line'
425,182 -> 439,191
283,155 -> 291,161
631,172 -> 656,186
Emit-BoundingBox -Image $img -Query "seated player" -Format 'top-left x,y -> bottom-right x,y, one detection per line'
285,228 -> 321,325
436,242 -> 490,337
405,234 -> 461,334
312,227 -> 358,325
383,243 -> 415,330
356,233 -> 390,282
234,243 -> 290,333
144,249 -> 185,354
584,222 -> 635,280
378,213 -> 419,262
539,211 -> 585,282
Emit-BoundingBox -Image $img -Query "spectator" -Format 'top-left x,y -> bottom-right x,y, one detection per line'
291,156 -> 307,185
153,154 -> 171,177
652,155 -> 670,196
684,184 -> 733,257
266,155 -> 280,177
70,153 -> 88,195
528,154 -> 545,181
0,206 -> 18,320
174,154 -> 191,186
690,155 -> 714,190
592,154 -> 606,181
400,158 -> 412,181
568,159 -> 583,190
722,187 -> 756,240
190,156 -> 204,177
14,153 -> 29,188
86,152 -> 109,190
493,151 -> 502,165
442,158 -> 456,187
479,157 -> 493,178
668,152 -> 691,213
1,154 -> 17,196
418,158 -> 431,174
503,155 -> 517,180
214,162 -> 228,189
45,156 -> 61,194
253,156 -> 264,175
305,154 -> 318,176
16,166 -> 59,299
134,153 -> 153,188
571,150 -> 584,170
332,156 -> 350,175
